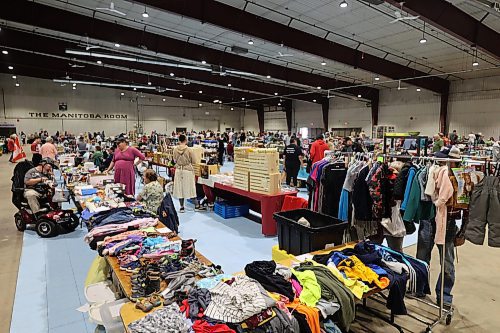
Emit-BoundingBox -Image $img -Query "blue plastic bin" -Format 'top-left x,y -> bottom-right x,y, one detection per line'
214,201 -> 249,219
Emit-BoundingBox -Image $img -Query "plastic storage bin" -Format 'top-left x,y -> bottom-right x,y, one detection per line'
214,201 -> 249,219
274,208 -> 348,255
99,298 -> 128,333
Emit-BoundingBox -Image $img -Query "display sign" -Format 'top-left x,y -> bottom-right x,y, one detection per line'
28,112 -> 127,119
58,102 -> 68,111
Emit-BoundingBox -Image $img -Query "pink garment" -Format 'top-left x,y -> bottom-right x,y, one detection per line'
101,230 -> 147,247
291,279 -> 303,297
40,142 -> 58,159
432,166 -> 454,245
83,217 -> 157,243
113,146 -> 145,195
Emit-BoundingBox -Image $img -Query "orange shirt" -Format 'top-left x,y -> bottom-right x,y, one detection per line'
40,142 -> 57,159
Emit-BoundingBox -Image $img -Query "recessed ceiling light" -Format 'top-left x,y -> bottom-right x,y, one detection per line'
266,75 -> 271,79
120,92 -> 125,96
114,43 -> 120,48
8,66 -> 13,70
162,98 -> 166,102
241,97 -> 245,101
230,107 -> 234,111
339,0 -> 348,8
321,61 -> 326,66
12,75 -> 16,79
357,94 -> 362,98
248,39 -> 254,45
374,76 -> 380,81
179,94 -> 183,98
416,88 -> 421,92
419,37 -> 427,44
169,73 -> 174,77
199,90 -> 203,94
97,60 -> 102,64
313,99 -> 317,102
227,83 -> 232,87
472,60 -> 479,67
274,92 -> 278,95
2,50 -> 8,55
199,103 -> 203,107
201,60 -> 206,64
15,83 -> 20,87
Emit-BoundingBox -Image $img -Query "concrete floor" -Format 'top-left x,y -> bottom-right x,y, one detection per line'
1,151 -> 499,332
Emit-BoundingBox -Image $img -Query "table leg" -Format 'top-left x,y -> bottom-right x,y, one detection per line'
260,197 -> 281,236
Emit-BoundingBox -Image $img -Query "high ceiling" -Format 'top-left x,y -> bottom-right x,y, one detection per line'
1,0 -> 499,108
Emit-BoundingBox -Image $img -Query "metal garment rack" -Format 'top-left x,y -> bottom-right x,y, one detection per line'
377,154 -> 467,333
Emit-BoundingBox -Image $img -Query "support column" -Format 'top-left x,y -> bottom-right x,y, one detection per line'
321,99 -> 329,132
257,105 -> 265,134
371,90 -> 380,127
284,100 -> 293,132
439,85 -> 450,134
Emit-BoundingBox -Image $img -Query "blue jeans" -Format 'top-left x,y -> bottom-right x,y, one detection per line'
416,218 -> 457,305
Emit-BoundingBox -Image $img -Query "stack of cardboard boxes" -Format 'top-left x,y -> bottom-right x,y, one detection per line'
234,147 -> 280,194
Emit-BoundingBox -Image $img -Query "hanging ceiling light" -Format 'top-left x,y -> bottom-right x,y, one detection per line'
114,43 -> 120,48
12,75 -> 16,79
15,82 -> 20,87
321,61 -> 326,66
198,103 -> 203,107
179,94 -> 183,98
97,60 -> 102,64
241,97 -> 245,101
416,88 -> 421,92
199,90 -> 203,94
374,76 -> 380,81
339,0 -> 348,8
147,81 -> 152,86
278,103 -> 281,106
419,22 -> 427,44
8,66 -> 13,70
274,92 -> 278,95
227,83 -> 232,87
169,73 -> 175,77
2,50 -> 8,55
266,75 -> 271,79
248,39 -> 254,45
231,107 -> 234,111
313,99 -> 317,102
357,94 -> 362,98
472,48 -> 479,67
120,92 -> 125,96
162,98 -> 166,102
201,60 -> 206,64
142,6 -> 149,18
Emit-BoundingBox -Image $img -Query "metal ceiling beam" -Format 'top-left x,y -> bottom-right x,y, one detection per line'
134,0 -> 449,93
0,1 -> 377,101
0,27 -> 323,105
0,50 -> 267,109
385,0 -> 500,60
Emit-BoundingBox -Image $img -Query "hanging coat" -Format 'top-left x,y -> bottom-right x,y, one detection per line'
157,192 -> 180,233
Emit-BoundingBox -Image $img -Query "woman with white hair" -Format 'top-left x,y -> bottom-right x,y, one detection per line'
7,134 -> 16,163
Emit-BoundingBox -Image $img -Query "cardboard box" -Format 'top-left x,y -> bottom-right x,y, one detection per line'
250,173 -> 280,195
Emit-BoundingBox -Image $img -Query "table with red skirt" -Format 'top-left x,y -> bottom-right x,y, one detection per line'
199,180 -> 298,236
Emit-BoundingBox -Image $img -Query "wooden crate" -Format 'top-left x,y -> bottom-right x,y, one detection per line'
234,167 -> 250,191
198,163 -> 220,178
250,173 -> 280,195
248,151 -> 279,173
193,163 -> 202,177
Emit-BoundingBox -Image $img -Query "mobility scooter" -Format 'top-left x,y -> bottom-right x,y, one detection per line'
12,159 -> 79,238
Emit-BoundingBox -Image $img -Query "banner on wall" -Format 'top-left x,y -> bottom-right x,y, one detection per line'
28,112 -> 127,119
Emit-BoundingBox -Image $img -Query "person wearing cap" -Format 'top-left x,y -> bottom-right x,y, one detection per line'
23,158 -> 57,215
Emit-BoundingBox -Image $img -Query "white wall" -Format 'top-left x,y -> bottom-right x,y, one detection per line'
293,75 -> 500,138
0,74 -> 244,135
242,109 -> 259,133
293,101 -> 323,129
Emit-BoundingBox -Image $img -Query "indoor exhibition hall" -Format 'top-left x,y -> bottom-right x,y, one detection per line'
0,1 -> 499,333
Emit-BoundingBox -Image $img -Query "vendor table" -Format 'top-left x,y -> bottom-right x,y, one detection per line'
105,226 -> 213,299
206,182 -> 297,236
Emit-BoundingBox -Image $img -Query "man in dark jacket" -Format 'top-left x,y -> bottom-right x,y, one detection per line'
284,138 -> 303,187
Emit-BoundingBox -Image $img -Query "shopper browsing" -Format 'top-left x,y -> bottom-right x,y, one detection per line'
136,169 -> 164,213
30,137 -> 42,166
40,137 -> 58,160
173,134 -> 206,213
432,134 -> 444,153
310,134 -> 329,164
284,138 -> 304,187
104,138 -> 145,196
92,146 -> 104,167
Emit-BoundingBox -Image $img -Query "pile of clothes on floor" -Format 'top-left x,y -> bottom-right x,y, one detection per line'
126,240 -> 430,333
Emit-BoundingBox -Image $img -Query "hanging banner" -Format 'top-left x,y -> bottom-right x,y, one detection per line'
28,112 -> 127,119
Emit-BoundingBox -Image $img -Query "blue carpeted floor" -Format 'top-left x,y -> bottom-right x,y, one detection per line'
10,162 -> 418,332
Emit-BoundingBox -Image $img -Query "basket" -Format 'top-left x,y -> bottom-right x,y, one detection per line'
214,201 -> 249,219
274,208 -> 348,255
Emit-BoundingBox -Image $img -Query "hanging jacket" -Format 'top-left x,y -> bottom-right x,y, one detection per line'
352,165 -> 373,221
431,166 -> 454,245
157,192 -> 180,234
393,162 -> 412,200
402,171 -> 436,223
400,166 -> 417,211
